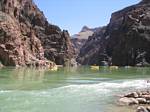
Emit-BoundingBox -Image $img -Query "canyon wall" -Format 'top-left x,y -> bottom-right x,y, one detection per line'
78,0 -> 150,66
0,0 -> 75,66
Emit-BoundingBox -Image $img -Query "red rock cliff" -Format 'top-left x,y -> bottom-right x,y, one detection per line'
0,0 -> 75,66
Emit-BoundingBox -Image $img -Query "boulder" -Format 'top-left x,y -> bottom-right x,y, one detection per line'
146,107 -> 150,112
124,92 -> 139,98
141,95 -> 150,100
136,98 -> 147,104
118,97 -> 139,106
136,106 -> 149,112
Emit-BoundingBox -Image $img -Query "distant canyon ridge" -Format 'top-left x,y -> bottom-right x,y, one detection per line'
71,26 -> 101,56
0,0 -> 150,67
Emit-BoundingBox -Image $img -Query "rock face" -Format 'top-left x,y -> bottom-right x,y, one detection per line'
72,26 -> 100,40
71,26 -> 98,56
105,0 -> 150,66
78,0 -> 150,66
71,26 -> 101,56
0,0 -> 74,66
71,38 -> 87,57
77,27 -> 107,65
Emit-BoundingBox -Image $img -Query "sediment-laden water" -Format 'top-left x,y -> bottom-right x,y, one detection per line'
0,67 -> 150,112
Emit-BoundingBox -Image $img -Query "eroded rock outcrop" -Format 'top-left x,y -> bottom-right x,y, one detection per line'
0,0 -> 75,66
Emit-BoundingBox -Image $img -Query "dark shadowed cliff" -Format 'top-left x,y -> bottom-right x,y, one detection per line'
0,0 -> 75,67
77,0 -> 150,66
105,0 -> 150,66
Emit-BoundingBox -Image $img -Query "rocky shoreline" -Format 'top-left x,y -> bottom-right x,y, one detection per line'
118,91 -> 150,112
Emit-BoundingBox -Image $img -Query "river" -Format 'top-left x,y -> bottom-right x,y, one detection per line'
0,67 -> 150,112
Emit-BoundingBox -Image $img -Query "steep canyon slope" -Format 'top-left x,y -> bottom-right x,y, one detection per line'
0,0 -> 74,66
77,0 -> 150,66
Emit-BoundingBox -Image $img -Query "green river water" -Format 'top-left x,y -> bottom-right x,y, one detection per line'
0,67 -> 150,112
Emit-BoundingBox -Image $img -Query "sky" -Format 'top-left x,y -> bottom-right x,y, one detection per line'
34,0 -> 140,35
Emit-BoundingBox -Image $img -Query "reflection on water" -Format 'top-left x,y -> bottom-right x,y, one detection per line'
12,68 -> 45,81
0,67 -> 149,112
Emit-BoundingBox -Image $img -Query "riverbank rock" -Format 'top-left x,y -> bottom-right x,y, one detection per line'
136,106 -> 149,112
118,91 -> 150,106
136,98 -> 147,104
0,0 -> 75,67
118,91 -> 150,112
119,97 -> 139,105
124,92 -> 139,98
